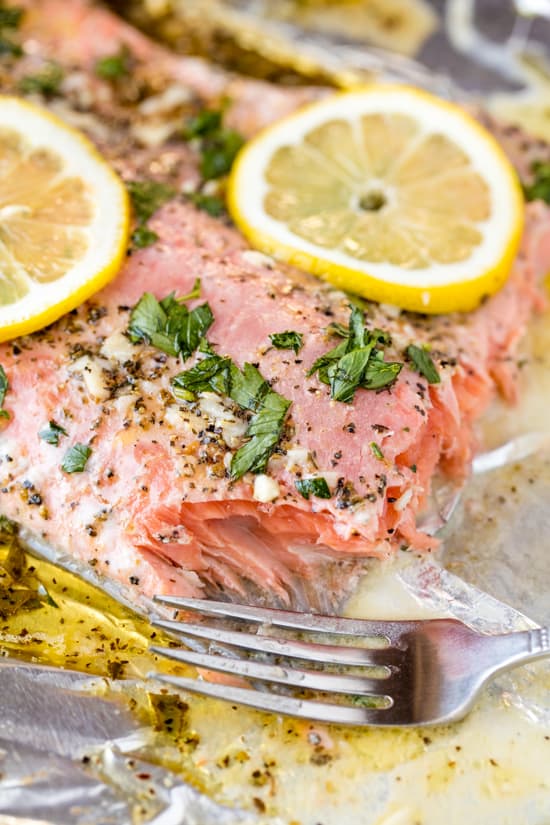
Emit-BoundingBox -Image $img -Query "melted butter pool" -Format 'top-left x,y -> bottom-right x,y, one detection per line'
1,537 -> 549,824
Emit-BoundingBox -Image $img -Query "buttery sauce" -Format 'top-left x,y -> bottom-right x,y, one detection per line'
1,531 -> 549,823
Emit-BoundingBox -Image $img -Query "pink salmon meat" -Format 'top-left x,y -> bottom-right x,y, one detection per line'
0,0 -> 549,609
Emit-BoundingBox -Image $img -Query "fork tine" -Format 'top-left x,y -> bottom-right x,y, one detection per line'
152,619 -> 402,667
151,673 -> 395,727
151,645 -> 395,695
154,595 -> 415,643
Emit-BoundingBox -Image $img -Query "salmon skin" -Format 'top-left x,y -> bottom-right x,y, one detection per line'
0,1 -> 549,610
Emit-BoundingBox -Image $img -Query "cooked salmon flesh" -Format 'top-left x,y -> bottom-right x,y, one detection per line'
0,0 -> 549,610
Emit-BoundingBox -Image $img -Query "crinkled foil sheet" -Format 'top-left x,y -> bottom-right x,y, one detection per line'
2,3 -> 550,823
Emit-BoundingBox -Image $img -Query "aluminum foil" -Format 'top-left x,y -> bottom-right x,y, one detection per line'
0,661 -> 255,824
1,2 -> 550,823
2,544 -> 549,824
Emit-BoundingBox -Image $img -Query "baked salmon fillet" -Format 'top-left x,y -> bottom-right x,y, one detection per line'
0,0 -> 549,610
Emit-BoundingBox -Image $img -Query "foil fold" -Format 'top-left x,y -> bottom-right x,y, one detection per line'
0,662 -> 255,825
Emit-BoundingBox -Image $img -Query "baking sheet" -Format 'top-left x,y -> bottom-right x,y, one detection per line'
1,2 -> 550,823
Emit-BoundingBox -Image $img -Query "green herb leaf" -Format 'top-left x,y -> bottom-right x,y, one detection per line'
370,442 -> 384,460
0,36 -> 21,56
0,365 -> 9,418
173,353 -> 269,411
61,443 -> 91,473
179,303 -> 215,360
308,307 -> 401,401
523,160 -> 550,205
0,1 -> 22,56
362,352 -> 402,390
230,390 -> 290,479
327,321 -> 350,338
128,292 -> 168,347
328,346 -> 373,403
182,107 -> 244,188
39,420 -> 67,446
182,109 -> 222,140
131,225 -> 158,249
0,6 -> 23,29
200,129 -> 244,180
188,192 -> 225,217
348,305 -> 368,349
229,362 -> 270,412
178,277 -> 202,303
350,694 -> 386,708
19,62 -> 63,95
172,353 -> 231,400
269,330 -> 303,354
295,477 -> 331,500
128,291 -> 213,359
307,339 -> 348,384
95,46 -> 130,80
127,180 -> 176,225
406,344 -> 440,384
0,364 -> 8,409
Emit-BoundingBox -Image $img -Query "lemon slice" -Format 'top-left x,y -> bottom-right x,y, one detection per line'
228,85 -> 525,314
0,96 -> 130,340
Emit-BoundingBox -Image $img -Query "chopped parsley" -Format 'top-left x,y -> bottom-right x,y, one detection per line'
61,443 -> 91,473
178,277 -> 202,302
0,2 -> 23,58
182,107 -> 244,181
127,179 -> 176,249
269,330 -> 303,354
131,225 -> 159,249
370,442 -> 384,460
523,160 -> 550,205
200,129 -> 244,180
327,321 -> 350,339
128,287 -> 213,359
39,420 -> 67,446
229,388 -> 290,480
0,5 -> 22,29
95,46 -> 131,80
0,36 -> 20,56
308,306 -> 402,403
188,192 -> 225,217
19,62 -> 63,96
0,364 -> 9,419
295,477 -> 331,500
172,348 -> 291,480
182,109 -> 223,140
172,346 -> 231,399
127,180 -> 176,225
406,344 -> 440,384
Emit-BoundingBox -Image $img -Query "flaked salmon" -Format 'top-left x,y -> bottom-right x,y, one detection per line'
0,0 -> 549,609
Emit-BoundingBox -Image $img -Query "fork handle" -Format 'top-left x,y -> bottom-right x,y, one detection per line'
493,625 -> 550,671
524,626 -> 550,660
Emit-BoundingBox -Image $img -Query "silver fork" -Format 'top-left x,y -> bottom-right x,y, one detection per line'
150,597 -> 550,727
